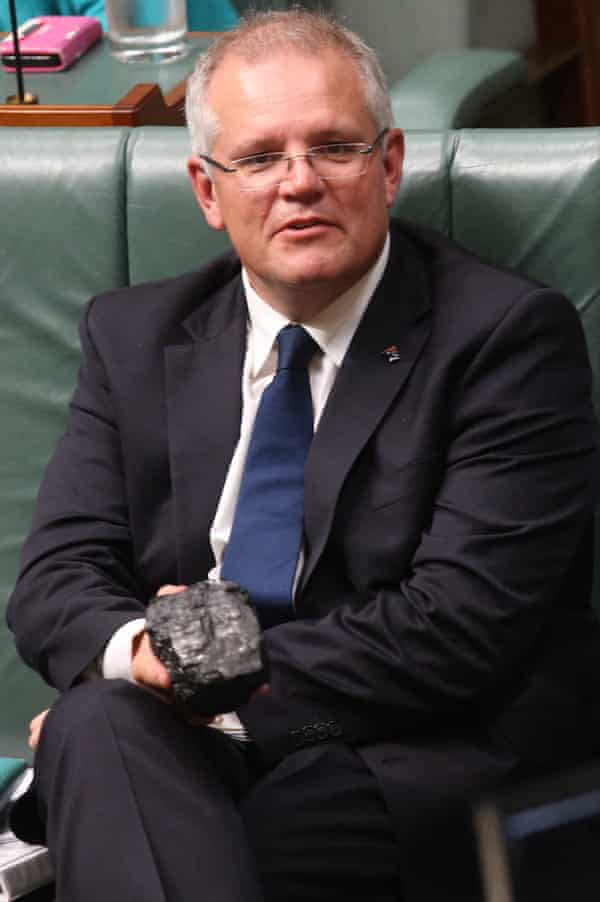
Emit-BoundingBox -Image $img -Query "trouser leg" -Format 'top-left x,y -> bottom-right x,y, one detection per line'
30,679 -> 263,902
240,743 -> 401,902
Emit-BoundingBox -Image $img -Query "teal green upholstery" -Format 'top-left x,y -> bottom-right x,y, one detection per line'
126,129 -> 230,284
390,49 -> 530,131
2,126 -> 600,758
0,129 -> 129,756
448,130 -> 600,413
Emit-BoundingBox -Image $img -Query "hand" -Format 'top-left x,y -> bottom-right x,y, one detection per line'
155,584 -> 188,597
131,630 -> 173,695
29,709 -> 49,751
131,583 -> 187,696
137,583 -> 270,722
149,583 -> 218,724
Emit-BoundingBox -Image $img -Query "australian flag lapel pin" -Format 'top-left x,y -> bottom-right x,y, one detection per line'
381,344 -> 402,363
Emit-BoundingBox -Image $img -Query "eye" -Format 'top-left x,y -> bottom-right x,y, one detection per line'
236,152 -> 283,173
312,143 -> 360,162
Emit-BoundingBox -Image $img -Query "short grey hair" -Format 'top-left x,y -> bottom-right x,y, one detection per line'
185,6 -> 393,158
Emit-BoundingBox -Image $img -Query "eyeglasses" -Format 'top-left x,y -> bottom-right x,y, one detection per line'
198,129 -> 389,191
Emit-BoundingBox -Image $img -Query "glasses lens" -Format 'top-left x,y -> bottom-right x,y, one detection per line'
238,155 -> 288,189
237,146 -> 369,190
311,146 -> 365,180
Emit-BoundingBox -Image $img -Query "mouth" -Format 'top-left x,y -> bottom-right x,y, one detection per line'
277,218 -> 335,236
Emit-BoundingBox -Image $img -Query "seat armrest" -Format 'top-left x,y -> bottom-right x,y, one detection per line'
390,49 -> 527,130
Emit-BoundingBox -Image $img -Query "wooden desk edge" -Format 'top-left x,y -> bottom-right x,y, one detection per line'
0,32 -> 218,126
0,83 -> 186,125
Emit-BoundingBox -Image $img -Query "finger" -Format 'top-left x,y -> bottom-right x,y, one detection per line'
132,632 -> 169,685
148,659 -> 171,690
29,709 -> 49,751
132,631 -> 172,692
156,584 -> 187,597
251,682 -> 270,700
29,709 -> 49,733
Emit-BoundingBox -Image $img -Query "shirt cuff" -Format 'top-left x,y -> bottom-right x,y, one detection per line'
100,618 -> 249,741
208,712 -> 249,742
101,618 -> 146,681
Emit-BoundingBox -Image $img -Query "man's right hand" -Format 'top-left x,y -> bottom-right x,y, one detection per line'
131,583 -> 187,695
131,630 -> 172,694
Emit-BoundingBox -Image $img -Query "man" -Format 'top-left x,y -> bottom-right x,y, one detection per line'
7,8 -> 600,902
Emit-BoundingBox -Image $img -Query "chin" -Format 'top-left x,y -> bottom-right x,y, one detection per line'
282,251 -> 350,284
284,270 -> 346,297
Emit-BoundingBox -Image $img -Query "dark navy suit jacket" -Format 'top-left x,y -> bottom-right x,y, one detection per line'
8,218 -> 600,895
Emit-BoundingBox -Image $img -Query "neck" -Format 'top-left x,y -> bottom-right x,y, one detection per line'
266,291 -> 339,323
246,275 -> 362,323
243,234 -> 389,322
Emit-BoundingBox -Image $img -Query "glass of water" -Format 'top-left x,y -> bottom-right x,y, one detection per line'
106,0 -> 189,64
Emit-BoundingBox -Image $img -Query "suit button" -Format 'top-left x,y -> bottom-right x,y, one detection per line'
289,720 -> 344,751
315,722 -> 329,741
303,725 -> 317,743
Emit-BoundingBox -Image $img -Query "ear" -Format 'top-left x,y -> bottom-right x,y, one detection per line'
188,156 -> 226,231
382,128 -> 405,209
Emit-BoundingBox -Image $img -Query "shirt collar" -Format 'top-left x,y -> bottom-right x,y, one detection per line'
241,233 -> 390,376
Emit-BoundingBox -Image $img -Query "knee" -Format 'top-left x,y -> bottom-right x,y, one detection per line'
38,678 -> 165,755
44,678 -> 128,726
240,763 -> 305,874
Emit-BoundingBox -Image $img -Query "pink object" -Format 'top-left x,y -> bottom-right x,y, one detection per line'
1,16 -> 102,73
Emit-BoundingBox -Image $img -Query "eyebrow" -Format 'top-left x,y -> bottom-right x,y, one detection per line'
228,129 -> 367,160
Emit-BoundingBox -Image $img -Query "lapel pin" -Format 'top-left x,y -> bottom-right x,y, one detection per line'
381,344 -> 402,363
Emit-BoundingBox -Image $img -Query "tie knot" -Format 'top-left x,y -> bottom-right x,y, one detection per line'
276,325 -> 317,371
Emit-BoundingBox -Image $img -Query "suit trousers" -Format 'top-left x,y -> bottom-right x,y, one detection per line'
25,680 -> 401,902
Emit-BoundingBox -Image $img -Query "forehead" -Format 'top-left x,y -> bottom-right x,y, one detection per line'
206,47 -> 375,149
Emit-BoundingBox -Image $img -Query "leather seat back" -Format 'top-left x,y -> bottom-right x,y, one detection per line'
2,125 -> 600,756
0,128 -> 130,755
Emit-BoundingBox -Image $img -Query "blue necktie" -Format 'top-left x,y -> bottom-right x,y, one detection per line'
221,325 -> 317,627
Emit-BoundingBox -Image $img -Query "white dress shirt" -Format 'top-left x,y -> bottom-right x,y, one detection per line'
101,234 -> 390,739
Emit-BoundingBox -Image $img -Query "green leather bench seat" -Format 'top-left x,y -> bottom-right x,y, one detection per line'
390,49 -> 530,130
1,129 -> 130,756
449,130 -> 600,414
2,126 -> 600,758
126,128 -> 231,285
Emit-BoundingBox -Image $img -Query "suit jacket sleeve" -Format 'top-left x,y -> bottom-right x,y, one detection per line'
7,298 -> 147,690
7,257 -> 600,763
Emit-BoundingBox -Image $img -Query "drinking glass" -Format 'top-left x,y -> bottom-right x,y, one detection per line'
106,0 -> 189,64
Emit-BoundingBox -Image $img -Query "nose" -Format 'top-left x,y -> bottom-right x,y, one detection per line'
279,154 -> 324,196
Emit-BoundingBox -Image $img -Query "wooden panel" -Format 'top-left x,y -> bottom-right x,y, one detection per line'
530,0 -> 600,126
575,0 -> 600,124
0,83 -> 186,127
0,32 -> 214,127
533,0 -> 578,48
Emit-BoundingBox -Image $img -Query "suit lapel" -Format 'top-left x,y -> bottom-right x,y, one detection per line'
301,229 -> 432,590
165,278 -> 247,583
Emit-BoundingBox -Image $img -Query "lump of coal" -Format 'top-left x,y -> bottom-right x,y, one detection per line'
146,580 -> 268,716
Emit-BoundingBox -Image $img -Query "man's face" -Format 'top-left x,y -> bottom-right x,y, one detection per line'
189,47 -> 404,317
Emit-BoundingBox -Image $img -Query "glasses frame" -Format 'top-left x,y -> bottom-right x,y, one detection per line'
198,128 -> 389,190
